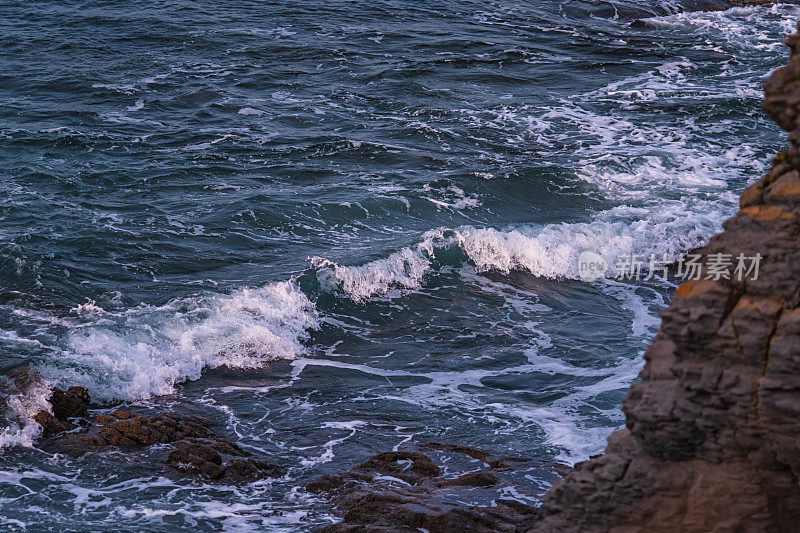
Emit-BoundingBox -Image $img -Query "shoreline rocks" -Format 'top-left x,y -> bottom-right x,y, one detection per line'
30,385 -> 286,484
307,446 -> 546,532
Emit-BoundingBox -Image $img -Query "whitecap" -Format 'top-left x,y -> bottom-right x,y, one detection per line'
15,281 -> 320,404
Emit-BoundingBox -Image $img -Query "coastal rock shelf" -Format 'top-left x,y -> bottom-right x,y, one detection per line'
536,22 -> 800,532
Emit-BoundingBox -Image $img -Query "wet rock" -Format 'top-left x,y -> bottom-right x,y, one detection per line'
422,442 -> 534,471
224,458 -> 286,483
49,387 -> 90,420
307,474 -> 349,493
353,451 -> 441,484
310,445 -> 541,532
30,387 -> 284,485
167,440 -> 224,480
93,411 -> 211,447
536,24 -> 800,531
434,471 -> 499,488
430,500 -> 541,533
28,386 -> 91,438
32,411 -> 73,438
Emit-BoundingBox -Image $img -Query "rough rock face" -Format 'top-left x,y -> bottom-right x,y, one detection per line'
537,24 -> 800,532
33,386 -> 286,484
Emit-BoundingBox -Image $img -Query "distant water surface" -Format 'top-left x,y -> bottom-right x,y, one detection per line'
0,0 -> 796,530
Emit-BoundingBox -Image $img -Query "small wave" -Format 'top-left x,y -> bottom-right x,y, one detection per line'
421,183 -> 481,211
311,246 -> 432,302
309,199 -> 719,303
126,99 -> 145,112
238,107 -> 265,115
30,281 -> 318,403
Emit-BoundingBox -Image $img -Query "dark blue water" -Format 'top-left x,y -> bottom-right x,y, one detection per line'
0,1 -> 796,530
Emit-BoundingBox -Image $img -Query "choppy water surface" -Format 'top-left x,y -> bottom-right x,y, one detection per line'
0,0 -> 796,530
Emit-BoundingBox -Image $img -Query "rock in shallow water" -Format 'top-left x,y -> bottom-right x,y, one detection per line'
32,385 -> 91,438
32,386 -> 285,484
308,445 -> 544,532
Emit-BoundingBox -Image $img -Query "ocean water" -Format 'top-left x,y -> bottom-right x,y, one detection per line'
0,0 -> 796,530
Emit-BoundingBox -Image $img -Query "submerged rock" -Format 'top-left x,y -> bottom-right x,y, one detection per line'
536,22 -> 800,532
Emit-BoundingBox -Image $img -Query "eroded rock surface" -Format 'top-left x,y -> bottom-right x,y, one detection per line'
536,23 -> 800,532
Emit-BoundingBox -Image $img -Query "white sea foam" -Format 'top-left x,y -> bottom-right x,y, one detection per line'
311,247 -> 432,302
126,99 -> 145,112
238,107 -> 265,115
0,378 -> 52,448
645,4 -> 799,52
30,281 -> 318,402
421,183 -> 482,211
298,420 -> 367,467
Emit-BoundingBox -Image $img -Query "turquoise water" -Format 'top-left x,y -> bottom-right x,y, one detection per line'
0,1 -> 796,530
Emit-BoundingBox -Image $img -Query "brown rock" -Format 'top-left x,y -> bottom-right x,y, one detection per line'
353,451 -> 441,484
29,386 -> 92,439
739,181 -> 763,207
429,500 -> 541,533
311,446 -> 542,532
764,169 -> 800,204
92,414 -> 115,426
435,471 -> 499,488
224,458 -> 286,483
167,440 -> 224,480
29,388 -> 284,485
33,411 -> 73,438
421,442 -> 532,470
49,387 -> 90,420
161,436 -> 286,483
307,474 -> 351,494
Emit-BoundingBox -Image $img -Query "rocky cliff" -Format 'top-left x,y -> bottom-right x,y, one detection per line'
537,22 -> 800,532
